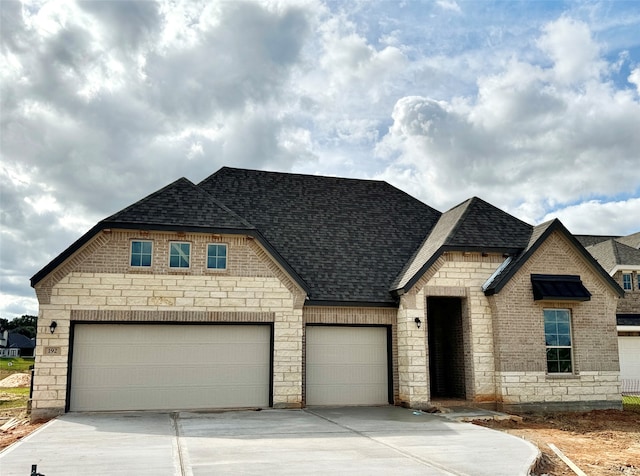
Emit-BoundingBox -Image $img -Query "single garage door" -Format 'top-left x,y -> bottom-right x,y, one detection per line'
306,326 -> 389,405
70,324 -> 271,411
619,336 -> 640,383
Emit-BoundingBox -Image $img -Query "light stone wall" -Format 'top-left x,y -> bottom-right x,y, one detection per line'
496,371 -> 621,412
489,231 -> 622,410
423,252 -> 503,402
397,252 -> 504,408
397,291 -> 430,408
32,230 -> 306,420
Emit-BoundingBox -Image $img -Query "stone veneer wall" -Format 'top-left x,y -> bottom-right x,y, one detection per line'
302,307 -> 398,405
32,230 -> 306,421
397,252 -> 504,408
489,231 -> 622,411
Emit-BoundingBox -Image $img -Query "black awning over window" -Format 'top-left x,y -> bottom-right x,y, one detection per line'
531,274 -> 591,301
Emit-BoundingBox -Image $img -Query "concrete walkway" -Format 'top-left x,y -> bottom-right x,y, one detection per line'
0,407 -> 539,475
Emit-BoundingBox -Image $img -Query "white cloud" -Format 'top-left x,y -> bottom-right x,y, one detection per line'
376,18 -> 640,222
1,1 -> 639,317
629,67 -> 640,95
537,17 -> 605,85
542,198 -> 640,235
436,0 -> 461,14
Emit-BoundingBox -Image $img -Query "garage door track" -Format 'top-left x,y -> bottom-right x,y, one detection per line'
1,406 -> 539,475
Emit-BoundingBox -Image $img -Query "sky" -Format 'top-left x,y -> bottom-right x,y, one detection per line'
1,0 -> 640,318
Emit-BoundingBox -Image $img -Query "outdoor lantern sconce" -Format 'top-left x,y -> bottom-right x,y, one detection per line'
414,317 -> 422,329
49,321 -> 57,334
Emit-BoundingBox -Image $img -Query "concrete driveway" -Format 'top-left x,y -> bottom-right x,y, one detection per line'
0,407 -> 538,475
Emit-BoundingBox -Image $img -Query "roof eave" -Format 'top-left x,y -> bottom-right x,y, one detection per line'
485,219 -> 625,298
305,299 -> 398,308
31,222 -> 311,296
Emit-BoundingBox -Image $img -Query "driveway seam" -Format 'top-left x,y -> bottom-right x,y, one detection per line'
303,409 -> 465,476
171,412 -> 192,476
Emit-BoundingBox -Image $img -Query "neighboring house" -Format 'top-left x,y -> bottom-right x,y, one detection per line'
30,167 -> 624,420
0,330 -> 36,358
576,232 -> 640,392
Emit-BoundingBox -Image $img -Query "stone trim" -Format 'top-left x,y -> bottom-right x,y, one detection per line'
70,309 -> 275,323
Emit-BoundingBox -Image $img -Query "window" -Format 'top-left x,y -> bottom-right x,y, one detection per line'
169,242 -> 190,268
622,273 -> 632,291
637,274 -> 640,291
130,241 -> 152,267
207,243 -> 227,270
544,309 -> 573,373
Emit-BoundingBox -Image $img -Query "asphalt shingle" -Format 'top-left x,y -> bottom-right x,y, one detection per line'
199,167 -> 441,304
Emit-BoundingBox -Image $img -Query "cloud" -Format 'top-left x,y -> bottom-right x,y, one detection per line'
376,17 -> 640,224
1,1 -> 639,317
542,198 -> 640,235
436,0 -> 461,14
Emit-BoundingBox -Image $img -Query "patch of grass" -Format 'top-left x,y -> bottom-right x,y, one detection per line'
0,357 -> 34,374
0,388 -> 30,410
622,394 -> 640,412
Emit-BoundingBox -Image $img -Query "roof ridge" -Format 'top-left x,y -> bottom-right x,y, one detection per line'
103,177 -> 194,222
201,166 -> 391,186
442,198 -> 474,245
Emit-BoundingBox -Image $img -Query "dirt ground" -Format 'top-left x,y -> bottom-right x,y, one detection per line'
475,409 -> 640,475
0,409 -> 46,451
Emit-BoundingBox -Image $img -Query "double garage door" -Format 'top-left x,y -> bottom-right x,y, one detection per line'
70,324 -> 271,412
69,324 -> 390,411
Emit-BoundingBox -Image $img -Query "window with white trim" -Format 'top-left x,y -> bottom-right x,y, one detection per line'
130,240 -> 152,267
169,242 -> 190,268
622,273 -> 632,291
207,243 -> 227,270
544,309 -> 573,373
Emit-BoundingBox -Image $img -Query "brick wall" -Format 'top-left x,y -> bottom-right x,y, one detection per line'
32,230 -> 306,420
613,270 -> 640,315
490,231 -> 622,411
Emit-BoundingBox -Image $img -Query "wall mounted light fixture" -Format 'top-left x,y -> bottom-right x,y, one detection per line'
49,321 -> 57,334
414,317 -> 422,329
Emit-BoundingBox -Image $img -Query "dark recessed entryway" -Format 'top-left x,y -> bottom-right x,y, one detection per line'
427,297 -> 466,399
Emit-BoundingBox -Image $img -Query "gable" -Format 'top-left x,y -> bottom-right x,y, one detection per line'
484,220 -> 623,299
487,227 -> 623,300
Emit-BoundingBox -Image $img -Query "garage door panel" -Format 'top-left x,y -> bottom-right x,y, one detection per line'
70,324 -> 270,412
619,336 -> 640,381
306,326 -> 389,406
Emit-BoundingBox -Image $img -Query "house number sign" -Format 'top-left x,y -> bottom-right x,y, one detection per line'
44,346 -> 61,355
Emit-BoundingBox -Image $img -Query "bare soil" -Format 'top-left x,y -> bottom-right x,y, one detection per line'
475,410 -> 640,475
0,409 -> 46,451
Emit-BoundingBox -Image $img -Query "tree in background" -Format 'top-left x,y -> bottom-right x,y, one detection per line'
0,315 -> 38,339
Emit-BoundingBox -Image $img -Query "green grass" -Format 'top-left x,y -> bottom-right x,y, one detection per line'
623,395 -> 640,412
0,357 -> 34,373
0,387 -> 29,410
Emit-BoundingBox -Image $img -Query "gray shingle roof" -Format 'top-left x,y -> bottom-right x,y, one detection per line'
393,197 -> 532,292
198,167 -> 441,304
32,166 -> 624,304
105,177 -> 255,231
587,239 -> 640,273
616,231 -> 640,250
7,333 -> 35,349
